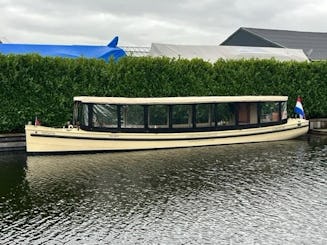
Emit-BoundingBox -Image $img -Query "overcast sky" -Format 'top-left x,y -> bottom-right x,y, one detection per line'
1,0 -> 326,47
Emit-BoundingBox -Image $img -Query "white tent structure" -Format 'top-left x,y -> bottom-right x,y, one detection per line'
150,43 -> 309,62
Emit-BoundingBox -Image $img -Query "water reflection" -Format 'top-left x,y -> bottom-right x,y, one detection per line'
308,133 -> 327,145
0,137 -> 326,244
0,152 -> 29,207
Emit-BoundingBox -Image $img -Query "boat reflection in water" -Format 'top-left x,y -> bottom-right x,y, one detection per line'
25,139 -> 317,208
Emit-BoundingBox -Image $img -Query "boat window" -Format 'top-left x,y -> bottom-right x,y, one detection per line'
260,102 -> 280,123
281,101 -> 287,120
121,105 -> 144,128
92,104 -> 118,128
215,103 -> 236,126
237,103 -> 258,125
148,105 -> 169,128
78,103 -> 89,127
196,104 -> 215,128
172,104 -> 192,128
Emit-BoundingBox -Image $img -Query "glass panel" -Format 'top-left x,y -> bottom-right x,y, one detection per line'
260,102 -> 280,123
148,105 -> 169,128
121,105 -> 144,128
78,103 -> 89,127
172,105 -> 192,128
249,103 -> 258,124
215,103 -> 235,126
281,102 -> 287,120
73,102 -> 79,125
92,104 -> 117,128
196,104 -> 214,127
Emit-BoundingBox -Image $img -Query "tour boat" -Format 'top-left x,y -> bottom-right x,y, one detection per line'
25,96 -> 309,154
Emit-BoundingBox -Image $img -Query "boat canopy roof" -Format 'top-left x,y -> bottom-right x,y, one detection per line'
74,96 -> 288,105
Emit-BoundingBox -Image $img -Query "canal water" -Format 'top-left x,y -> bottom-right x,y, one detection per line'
0,136 -> 326,244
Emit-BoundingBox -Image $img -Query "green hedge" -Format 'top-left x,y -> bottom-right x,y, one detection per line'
0,54 -> 326,133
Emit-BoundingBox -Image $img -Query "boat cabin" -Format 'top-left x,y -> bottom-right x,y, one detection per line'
73,96 -> 288,133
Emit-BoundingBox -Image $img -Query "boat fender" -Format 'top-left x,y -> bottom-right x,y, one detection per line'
297,121 -> 302,127
67,124 -> 74,130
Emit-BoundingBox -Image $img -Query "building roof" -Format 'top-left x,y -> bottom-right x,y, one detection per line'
150,43 -> 308,62
121,46 -> 150,57
221,27 -> 327,61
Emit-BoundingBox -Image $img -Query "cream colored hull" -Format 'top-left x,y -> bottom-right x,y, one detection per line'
25,119 -> 309,154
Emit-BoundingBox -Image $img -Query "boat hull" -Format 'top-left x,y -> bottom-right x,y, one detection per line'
25,119 -> 309,154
